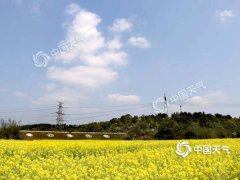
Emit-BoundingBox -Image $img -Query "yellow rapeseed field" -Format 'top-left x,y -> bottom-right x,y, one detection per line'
0,139 -> 239,179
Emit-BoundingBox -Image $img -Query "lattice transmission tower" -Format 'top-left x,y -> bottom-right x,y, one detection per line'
56,101 -> 64,130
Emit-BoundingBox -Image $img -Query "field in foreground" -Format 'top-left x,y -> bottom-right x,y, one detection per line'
0,139 -> 240,179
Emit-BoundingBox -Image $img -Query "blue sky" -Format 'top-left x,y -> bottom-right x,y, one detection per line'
0,0 -> 240,124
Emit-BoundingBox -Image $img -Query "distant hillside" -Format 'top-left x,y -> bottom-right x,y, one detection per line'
19,112 -> 240,140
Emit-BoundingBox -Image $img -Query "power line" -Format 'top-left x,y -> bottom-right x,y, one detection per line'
64,104 -> 150,116
182,102 -> 240,107
0,114 -> 55,119
0,106 -> 56,114
64,103 -> 151,109
64,106 -> 150,123
3,100 -> 240,125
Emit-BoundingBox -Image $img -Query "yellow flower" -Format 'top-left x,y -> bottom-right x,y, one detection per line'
0,139 -> 239,179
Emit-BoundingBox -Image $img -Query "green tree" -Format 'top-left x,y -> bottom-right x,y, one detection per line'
155,119 -> 180,139
0,118 -> 21,139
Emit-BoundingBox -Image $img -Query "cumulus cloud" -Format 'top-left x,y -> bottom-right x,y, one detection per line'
80,51 -> 127,67
53,4 -> 128,87
107,37 -> 122,50
128,36 -> 150,48
107,94 -> 140,104
13,91 -> 28,98
48,66 -> 118,88
57,7 -> 105,63
186,91 -> 227,106
216,10 -> 235,22
53,4 -> 128,88
35,3 -> 149,106
109,18 -> 132,33
33,85 -> 85,105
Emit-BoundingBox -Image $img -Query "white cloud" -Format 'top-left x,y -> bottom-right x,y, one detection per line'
170,91 -> 229,114
13,91 -> 27,98
47,66 -> 118,88
33,85 -> 85,105
186,91 -> 227,106
44,84 -> 57,91
216,10 -> 234,22
35,4 -> 145,106
51,5 -> 130,89
186,96 -> 208,106
128,36 -> 150,48
80,51 -> 127,67
109,18 -> 132,33
107,37 -> 122,50
56,6 -> 129,67
65,3 -> 81,15
56,6 -> 106,64
107,94 -> 140,104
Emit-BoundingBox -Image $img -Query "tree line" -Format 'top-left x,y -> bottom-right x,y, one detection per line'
0,119 -> 20,139
20,112 -> 240,140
